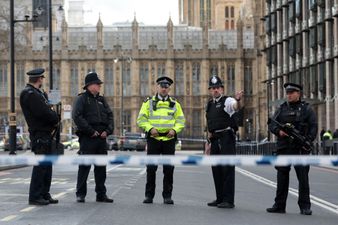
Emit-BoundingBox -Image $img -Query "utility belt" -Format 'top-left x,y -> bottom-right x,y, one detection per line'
146,131 -> 177,142
31,135 -> 52,155
210,127 -> 234,140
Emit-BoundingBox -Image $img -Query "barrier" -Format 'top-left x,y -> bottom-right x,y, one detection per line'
0,155 -> 338,166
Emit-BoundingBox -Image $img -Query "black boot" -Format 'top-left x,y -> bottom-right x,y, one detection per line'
29,198 -> 49,206
143,197 -> 153,204
207,200 -> 221,207
163,198 -> 174,204
96,195 -> 114,203
300,208 -> 312,215
266,205 -> 286,213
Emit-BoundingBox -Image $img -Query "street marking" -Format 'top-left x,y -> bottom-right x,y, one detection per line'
110,186 -> 123,197
313,166 -> 338,175
20,207 -> 35,212
0,215 -> 18,222
53,192 -> 67,199
66,188 -> 75,192
115,168 -> 143,171
107,165 -> 121,172
139,168 -> 146,175
236,167 -> 338,215
0,193 -> 27,197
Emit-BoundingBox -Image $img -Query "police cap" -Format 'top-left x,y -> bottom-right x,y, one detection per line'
156,76 -> 173,88
26,68 -> 45,78
208,76 -> 224,89
283,82 -> 302,92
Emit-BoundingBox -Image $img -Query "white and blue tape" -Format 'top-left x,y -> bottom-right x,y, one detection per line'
0,155 -> 338,166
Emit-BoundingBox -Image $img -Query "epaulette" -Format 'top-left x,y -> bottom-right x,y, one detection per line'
78,92 -> 84,96
169,96 -> 176,102
143,96 -> 151,103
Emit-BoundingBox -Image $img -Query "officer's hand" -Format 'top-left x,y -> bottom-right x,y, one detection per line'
100,131 -> 107,139
279,130 -> 288,137
235,90 -> 244,101
150,128 -> 159,137
91,131 -> 100,138
207,132 -> 213,139
167,129 -> 176,138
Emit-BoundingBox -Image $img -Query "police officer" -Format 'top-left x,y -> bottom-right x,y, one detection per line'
20,68 -> 59,205
206,75 -> 243,209
137,76 -> 185,204
72,72 -> 114,203
267,83 -> 318,215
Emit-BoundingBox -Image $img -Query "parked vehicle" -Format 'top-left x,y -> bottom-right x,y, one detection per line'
175,140 -> 182,151
62,138 -> 79,150
0,140 -> 4,150
106,135 -> 119,151
4,135 -> 30,151
119,133 -> 146,151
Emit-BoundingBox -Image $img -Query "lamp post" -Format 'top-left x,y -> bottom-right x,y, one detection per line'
47,0 -> 63,90
48,0 -> 53,90
9,0 -> 41,155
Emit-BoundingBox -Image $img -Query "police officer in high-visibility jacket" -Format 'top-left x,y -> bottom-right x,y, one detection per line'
137,76 -> 185,205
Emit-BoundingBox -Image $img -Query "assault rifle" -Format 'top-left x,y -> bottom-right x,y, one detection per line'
268,117 -> 313,152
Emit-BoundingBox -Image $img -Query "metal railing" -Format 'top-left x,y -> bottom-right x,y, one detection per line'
235,141 -> 338,155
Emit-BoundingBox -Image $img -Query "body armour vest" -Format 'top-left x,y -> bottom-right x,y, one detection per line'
206,96 -> 237,132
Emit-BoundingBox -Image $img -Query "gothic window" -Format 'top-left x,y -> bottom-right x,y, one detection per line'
52,65 -> 61,90
227,64 -> 235,94
0,64 -> 7,96
140,63 -> 149,96
123,64 -> 131,96
192,62 -> 201,95
70,63 -> 79,96
104,63 -> 114,96
16,63 -> 25,96
175,63 -> 184,96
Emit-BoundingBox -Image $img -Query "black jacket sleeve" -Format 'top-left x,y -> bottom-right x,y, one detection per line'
102,97 -> 114,135
72,95 -> 96,136
26,92 -> 58,126
305,106 -> 318,141
268,107 -> 281,137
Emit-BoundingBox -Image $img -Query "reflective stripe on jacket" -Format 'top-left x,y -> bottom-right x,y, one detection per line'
137,96 -> 185,141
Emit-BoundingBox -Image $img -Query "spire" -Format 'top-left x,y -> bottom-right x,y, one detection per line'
167,14 -> 173,27
132,12 -> 138,26
96,13 -> 103,27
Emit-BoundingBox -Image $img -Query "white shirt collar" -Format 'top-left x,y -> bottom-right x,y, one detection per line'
213,94 -> 223,103
157,94 -> 169,101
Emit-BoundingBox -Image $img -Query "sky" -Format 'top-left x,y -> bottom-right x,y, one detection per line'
65,0 -> 179,26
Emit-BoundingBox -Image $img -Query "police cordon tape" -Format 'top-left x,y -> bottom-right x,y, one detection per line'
0,155 -> 338,166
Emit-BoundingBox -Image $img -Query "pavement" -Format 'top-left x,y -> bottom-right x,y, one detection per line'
0,151 -> 337,225
0,149 -> 31,171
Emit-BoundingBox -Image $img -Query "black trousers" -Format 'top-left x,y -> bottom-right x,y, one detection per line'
145,138 -> 176,199
210,130 -> 236,204
76,136 -> 107,198
274,165 -> 311,209
29,132 -> 53,201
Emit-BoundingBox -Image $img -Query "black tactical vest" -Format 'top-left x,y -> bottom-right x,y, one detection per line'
206,96 -> 237,132
278,101 -> 310,135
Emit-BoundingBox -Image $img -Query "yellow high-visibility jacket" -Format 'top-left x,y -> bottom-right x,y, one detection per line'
137,95 -> 185,141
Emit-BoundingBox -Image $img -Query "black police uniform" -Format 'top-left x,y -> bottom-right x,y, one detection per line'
19,68 -> 59,205
267,83 -> 318,215
72,72 -> 114,202
206,76 -> 238,208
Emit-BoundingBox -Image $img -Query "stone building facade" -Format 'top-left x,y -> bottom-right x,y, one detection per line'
179,0 -> 244,30
0,0 -> 268,140
263,0 -> 338,134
